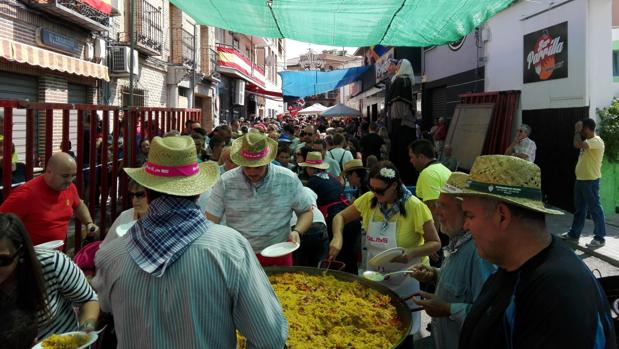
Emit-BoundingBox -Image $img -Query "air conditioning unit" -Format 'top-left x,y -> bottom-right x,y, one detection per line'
110,46 -> 139,76
234,79 -> 245,105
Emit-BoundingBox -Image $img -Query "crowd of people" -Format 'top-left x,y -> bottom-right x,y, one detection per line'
0,57 -> 614,349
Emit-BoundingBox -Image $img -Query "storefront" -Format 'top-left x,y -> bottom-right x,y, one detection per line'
484,0 -> 613,211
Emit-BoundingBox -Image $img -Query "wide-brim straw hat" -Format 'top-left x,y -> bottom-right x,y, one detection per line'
443,155 -> 563,215
299,151 -> 330,170
230,129 -> 278,167
342,159 -> 366,174
440,172 -> 469,199
124,136 -> 220,196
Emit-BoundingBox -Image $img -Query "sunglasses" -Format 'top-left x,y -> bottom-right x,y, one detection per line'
128,191 -> 146,199
0,245 -> 22,267
369,183 -> 392,196
300,132 -> 314,137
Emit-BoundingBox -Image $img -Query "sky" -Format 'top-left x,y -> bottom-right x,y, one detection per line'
285,39 -> 358,62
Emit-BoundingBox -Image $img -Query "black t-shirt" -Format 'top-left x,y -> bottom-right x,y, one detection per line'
359,133 -> 384,160
459,236 -> 616,349
307,174 -> 343,207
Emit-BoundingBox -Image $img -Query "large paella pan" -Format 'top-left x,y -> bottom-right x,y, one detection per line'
264,266 -> 413,349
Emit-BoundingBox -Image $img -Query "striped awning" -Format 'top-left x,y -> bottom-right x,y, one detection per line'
0,38 -> 109,81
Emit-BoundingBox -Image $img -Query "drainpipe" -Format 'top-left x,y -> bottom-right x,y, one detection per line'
189,24 -> 197,108
129,0 -> 135,108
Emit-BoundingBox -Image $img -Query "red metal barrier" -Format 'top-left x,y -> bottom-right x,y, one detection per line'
0,100 -> 202,253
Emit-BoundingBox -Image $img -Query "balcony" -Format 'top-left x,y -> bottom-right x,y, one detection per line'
181,30 -> 194,68
27,0 -> 113,31
118,0 -> 163,56
200,48 -> 218,77
216,43 -> 265,88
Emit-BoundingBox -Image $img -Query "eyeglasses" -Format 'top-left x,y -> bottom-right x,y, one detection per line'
518,129 -> 526,133
300,132 -> 314,137
128,191 -> 146,199
369,183 -> 392,196
0,245 -> 22,267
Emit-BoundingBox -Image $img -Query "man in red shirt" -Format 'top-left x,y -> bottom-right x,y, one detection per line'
0,152 -> 98,246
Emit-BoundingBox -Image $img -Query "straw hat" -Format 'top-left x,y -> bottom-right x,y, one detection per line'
124,136 -> 220,196
440,172 -> 469,197
444,155 -> 563,215
230,129 -> 278,167
299,151 -> 330,170
342,159 -> 366,174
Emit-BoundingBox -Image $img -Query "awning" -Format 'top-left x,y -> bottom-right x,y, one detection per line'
169,0 -> 513,47
279,66 -> 371,98
0,38 -> 109,81
246,83 -> 283,100
297,103 -> 328,115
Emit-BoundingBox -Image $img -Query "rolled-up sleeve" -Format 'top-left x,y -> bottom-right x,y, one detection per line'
205,179 -> 225,218
291,179 -> 313,215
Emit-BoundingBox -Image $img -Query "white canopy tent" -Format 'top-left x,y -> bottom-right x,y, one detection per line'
297,103 -> 328,115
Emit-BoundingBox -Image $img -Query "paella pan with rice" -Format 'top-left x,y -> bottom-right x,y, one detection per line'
238,266 -> 412,349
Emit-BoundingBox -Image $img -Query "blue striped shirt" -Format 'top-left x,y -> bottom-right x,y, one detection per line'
36,250 -> 98,339
92,223 -> 288,349
205,164 -> 313,252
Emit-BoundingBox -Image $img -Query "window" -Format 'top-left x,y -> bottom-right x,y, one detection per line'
232,38 -> 240,50
121,87 -> 146,107
613,51 -> 619,77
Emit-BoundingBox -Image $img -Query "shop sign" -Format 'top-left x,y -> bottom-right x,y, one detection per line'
523,22 -> 568,83
36,28 -> 81,55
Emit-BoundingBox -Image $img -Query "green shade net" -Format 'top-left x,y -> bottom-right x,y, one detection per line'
170,0 -> 513,47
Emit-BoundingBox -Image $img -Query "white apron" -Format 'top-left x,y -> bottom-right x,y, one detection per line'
365,208 -> 421,335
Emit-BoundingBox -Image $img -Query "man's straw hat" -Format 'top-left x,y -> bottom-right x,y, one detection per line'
342,159 -> 366,174
298,151 -> 330,170
440,172 -> 469,198
124,136 -> 219,196
230,129 -> 277,167
444,155 -> 563,215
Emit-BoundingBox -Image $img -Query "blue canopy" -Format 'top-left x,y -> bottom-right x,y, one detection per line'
278,66 -> 371,98
321,104 -> 362,118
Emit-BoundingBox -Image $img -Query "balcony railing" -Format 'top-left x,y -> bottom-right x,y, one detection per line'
137,0 -> 163,54
200,48 -> 218,76
182,30 -> 194,68
57,0 -> 110,26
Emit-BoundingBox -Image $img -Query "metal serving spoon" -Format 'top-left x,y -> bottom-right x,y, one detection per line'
362,270 -> 413,282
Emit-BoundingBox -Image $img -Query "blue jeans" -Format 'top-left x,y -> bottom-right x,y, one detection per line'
569,179 -> 606,240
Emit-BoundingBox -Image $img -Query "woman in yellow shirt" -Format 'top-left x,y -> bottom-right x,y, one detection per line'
329,161 -> 441,335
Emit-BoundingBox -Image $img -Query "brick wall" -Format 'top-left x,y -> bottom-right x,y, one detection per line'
111,57 -> 167,107
170,5 -> 182,65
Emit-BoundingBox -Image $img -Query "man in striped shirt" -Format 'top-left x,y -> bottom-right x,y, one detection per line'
93,136 -> 287,349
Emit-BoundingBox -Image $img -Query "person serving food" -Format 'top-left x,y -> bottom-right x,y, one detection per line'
206,130 -> 313,267
328,161 -> 441,335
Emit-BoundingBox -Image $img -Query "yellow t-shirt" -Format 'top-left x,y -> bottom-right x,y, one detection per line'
416,163 -> 452,202
575,136 -> 605,180
353,192 -> 433,265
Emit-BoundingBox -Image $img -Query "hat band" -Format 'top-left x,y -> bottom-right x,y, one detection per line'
467,180 -> 542,200
305,159 -> 323,165
145,162 -> 199,177
241,148 -> 268,160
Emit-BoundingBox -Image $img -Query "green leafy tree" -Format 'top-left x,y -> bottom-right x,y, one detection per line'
597,99 -> 619,163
